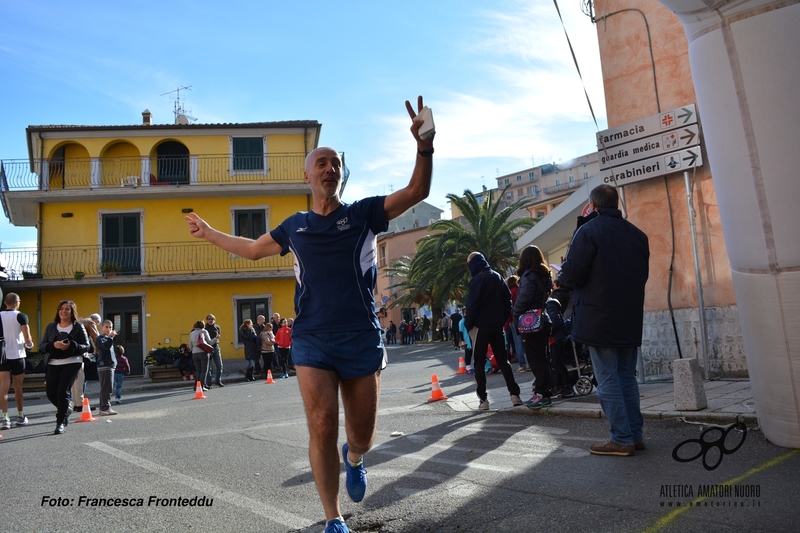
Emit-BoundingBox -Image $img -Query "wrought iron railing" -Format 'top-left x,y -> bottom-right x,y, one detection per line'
0,242 -> 293,280
0,153 -> 307,191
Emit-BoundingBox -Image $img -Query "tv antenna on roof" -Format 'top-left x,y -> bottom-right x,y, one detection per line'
161,85 -> 197,124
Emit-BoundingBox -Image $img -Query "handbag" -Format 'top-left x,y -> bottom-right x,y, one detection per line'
195,333 -> 214,353
517,275 -> 551,334
518,309 -> 543,333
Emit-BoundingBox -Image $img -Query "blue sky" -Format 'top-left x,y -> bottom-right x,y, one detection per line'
0,0 -> 606,249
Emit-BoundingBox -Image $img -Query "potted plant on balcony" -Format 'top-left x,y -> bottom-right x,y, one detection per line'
21,270 -> 43,280
100,261 -> 122,278
74,271 -> 85,281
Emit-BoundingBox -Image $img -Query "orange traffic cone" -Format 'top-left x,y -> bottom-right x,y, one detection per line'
455,357 -> 467,374
427,374 -> 448,402
193,381 -> 206,400
264,370 -> 275,384
75,397 -> 97,422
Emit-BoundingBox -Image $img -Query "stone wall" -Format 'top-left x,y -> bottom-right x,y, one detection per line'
641,305 -> 746,380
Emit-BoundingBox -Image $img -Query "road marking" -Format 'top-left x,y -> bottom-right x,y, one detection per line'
86,441 -> 313,530
642,449 -> 799,533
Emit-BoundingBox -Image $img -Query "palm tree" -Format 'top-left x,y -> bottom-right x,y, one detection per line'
387,186 -> 537,314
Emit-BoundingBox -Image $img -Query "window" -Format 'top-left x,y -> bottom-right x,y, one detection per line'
232,137 -> 264,171
517,189 -> 523,197
504,178 -> 510,186
234,209 -> 266,239
555,179 -> 561,186
537,211 -> 545,218
529,186 -> 537,195
380,244 -> 387,267
529,171 -> 536,181
516,175 -> 522,182
477,195 -> 483,204
583,171 -> 589,180
506,192 -> 512,199
569,175 -> 575,183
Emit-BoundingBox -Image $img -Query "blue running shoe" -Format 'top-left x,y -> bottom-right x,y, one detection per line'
342,442 -> 367,502
325,517 -> 350,533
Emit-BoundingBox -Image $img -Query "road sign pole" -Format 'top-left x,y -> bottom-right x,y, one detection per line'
684,170 -> 711,379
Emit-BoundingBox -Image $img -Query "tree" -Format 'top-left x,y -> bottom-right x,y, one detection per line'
387,187 -> 537,315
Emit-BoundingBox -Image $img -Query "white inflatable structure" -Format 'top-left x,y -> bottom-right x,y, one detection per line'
658,0 -> 800,447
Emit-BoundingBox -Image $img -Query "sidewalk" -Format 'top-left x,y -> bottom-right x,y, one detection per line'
445,376 -> 758,424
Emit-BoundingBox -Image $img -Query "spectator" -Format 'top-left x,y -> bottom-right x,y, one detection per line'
189,320 -> 212,392
204,314 -> 224,388
450,309 -> 462,350
176,343 -> 195,382
274,318 -> 292,379
253,315 -> 266,377
440,314 -> 449,342
259,323 -> 276,379
546,280 -> 575,397
239,319 -> 261,382
457,308 -> 474,374
422,315 -> 430,342
114,345 -> 130,404
388,321 -> 397,345
40,300 -> 91,435
73,313 -> 100,413
558,184 -> 649,456
506,276 -> 528,372
95,320 -> 118,416
464,252 -> 523,410
514,245 -> 554,409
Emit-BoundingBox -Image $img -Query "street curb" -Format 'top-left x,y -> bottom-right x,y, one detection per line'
506,404 -> 758,425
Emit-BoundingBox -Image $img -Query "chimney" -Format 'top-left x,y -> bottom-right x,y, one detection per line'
142,109 -> 152,126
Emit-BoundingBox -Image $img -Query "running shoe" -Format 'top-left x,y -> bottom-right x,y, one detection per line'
15,415 -> 29,427
525,394 -> 552,409
1,418 -> 11,430
325,518 -> 350,533
342,442 -> 367,502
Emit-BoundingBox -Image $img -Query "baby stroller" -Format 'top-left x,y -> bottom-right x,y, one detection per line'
566,340 -> 595,395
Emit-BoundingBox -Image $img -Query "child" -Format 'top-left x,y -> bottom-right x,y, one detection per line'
95,320 -> 118,415
113,344 -> 130,405
177,343 -> 195,381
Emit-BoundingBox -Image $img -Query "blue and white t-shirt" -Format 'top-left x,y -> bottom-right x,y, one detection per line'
270,196 -> 389,335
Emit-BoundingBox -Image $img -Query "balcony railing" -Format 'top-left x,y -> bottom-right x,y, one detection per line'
0,153 -> 307,191
541,180 -> 583,195
0,242 -> 293,280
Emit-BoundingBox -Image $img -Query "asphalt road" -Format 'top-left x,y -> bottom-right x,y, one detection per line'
2,342 -> 798,533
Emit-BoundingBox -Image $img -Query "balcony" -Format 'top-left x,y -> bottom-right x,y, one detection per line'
0,242 -> 295,287
1,153 -> 308,190
541,180 -> 583,195
1,154 -> 313,226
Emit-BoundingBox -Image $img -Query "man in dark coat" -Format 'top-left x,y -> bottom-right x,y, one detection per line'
558,185 -> 649,456
464,252 -> 522,410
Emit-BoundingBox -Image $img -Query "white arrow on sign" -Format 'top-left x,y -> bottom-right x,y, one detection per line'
599,124 -> 701,170
599,148 -> 703,186
596,103 -> 697,150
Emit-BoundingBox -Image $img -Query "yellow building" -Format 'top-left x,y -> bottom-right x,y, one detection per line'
0,111 -> 320,375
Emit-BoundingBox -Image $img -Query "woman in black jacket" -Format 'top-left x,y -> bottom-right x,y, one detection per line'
40,300 -> 91,435
513,246 -> 553,409
239,319 -> 261,382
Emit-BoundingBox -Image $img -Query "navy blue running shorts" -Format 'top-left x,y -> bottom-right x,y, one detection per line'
291,330 -> 387,380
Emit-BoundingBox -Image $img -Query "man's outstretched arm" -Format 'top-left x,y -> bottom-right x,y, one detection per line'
384,95 -> 435,221
185,212 -> 282,260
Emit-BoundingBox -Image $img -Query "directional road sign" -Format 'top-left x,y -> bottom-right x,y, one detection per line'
599,124 -> 700,170
596,104 -> 697,150
598,147 -> 703,186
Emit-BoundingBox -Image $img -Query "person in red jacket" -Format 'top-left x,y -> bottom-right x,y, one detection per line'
274,318 -> 292,379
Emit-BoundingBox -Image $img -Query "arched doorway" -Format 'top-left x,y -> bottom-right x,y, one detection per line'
156,141 -> 189,184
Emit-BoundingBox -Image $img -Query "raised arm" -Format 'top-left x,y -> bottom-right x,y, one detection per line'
185,212 -> 282,260
384,95 -> 435,221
